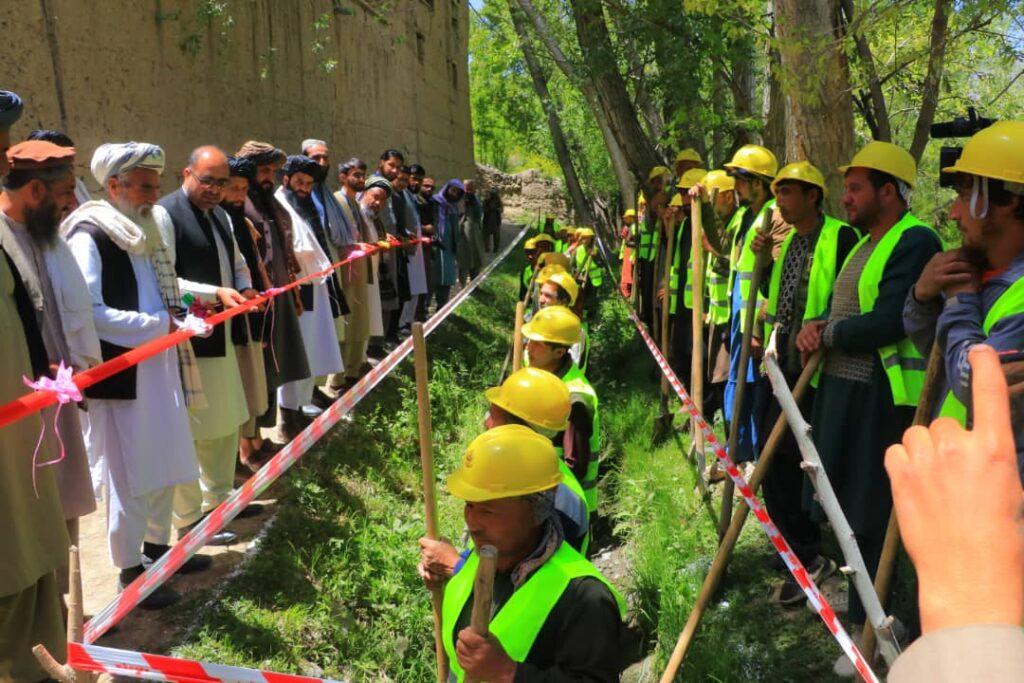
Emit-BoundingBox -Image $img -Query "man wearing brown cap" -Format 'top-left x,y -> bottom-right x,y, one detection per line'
0,140 -> 100,593
235,141 -> 312,441
0,92 -> 72,683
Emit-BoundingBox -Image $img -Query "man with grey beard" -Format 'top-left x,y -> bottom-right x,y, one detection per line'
0,140 -> 99,596
64,142 -> 209,608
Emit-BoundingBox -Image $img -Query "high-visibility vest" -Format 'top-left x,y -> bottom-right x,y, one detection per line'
938,275 -> 1024,423
668,219 -> 694,315
729,201 -> 772,330
706,257 -> 730,325
442,542 -> 625,682
556,459 -> 590,555
764,215 -> 854,343
521,264 -> 533,291
845,212 -> 940,407
538,219 -> 559,235
573,245 -> 603,287
638,213 -> 659,262
557,362 -> 600,513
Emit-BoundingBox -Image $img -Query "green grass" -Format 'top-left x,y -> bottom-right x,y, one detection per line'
167,253 -> 873,681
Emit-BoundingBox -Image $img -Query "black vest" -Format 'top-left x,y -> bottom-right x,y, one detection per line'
66,223 -> 139,400
158,192 -> 246,357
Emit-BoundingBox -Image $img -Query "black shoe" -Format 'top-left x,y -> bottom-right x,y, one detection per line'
311,387 -> 334,410
180,519 -> 238,546
235,503 -> 265,519
278,407 -> 305,442
119,566 -> 180,609
142,543 -> 213,574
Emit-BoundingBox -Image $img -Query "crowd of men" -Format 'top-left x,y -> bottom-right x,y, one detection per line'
618,126 -> 1024,675
0,89 -> 506,681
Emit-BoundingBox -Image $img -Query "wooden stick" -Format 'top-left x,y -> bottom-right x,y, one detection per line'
718,242 -> 768,540
763,333 -> 900,666
690,198 -> 706,472
466,545 -> 499,683
512,302 -> 525,373
858,343 -> 946,662
32,645 -> 73,683
659,351 -> 822,682
659,219 -> 676,400
412,323 -> 448,683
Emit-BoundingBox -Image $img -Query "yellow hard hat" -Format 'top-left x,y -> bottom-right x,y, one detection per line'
675,148 -> 703,164
638,190 -> 647,203
669,193 -> 684,207
537,251 -> 571,270
447,424 -> 562,502
839,141 -> 917,188
532,233 -> 554,245
648,165 -> 672,182
521,304 -> 581,346
942,120 -> 1024,186
535,263 -> 569,283
623,209 -> 637,218
544,213 -> 556,220
542,270 -> 580,306
771,160 -> 828,197
702,169 -> 735,193
576,227 -> 594,238
524,237 -> 538,250
724,144 -> 779,179
676,168 -> 708,190
486,367 -> 571,433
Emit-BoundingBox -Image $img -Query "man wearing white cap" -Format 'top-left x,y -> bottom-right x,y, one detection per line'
64,142 -> 210,609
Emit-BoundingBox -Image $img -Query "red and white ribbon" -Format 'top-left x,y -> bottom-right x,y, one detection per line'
83,226 -> 529,643
621,282 -> 879,682
67,642 -> 347,682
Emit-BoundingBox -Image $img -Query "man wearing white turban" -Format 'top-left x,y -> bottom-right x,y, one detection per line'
63,141 -> 208,609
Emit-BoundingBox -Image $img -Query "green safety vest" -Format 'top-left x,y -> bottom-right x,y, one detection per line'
845,212 -> 939,407
729,201 -> 773,330
938,276 -> 1024,423
667,219 -> 694,315
441,542 -> 626,682
706,257 -> 730,325
557,459 -> 590,555
521,264 -> 533,291
764,215 -> 853,343
538,219 -> 559,235
557,362 -> 601,513
638,215 -> 659,262
573,245 -> 602,287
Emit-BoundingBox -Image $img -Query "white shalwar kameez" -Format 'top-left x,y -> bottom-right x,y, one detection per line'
275,187 -> 343,409
67,232 -> 199,569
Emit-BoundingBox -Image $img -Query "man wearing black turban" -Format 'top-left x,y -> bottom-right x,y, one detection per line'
0,90 -> 24,177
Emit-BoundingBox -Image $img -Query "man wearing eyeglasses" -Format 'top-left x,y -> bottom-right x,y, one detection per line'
156,145 -> 261,547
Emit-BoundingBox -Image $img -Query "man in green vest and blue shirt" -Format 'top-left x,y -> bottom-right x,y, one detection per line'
752,161 -> 859,607
903,120 -> 1024,483
423,425 -> 625,681
796,141 -> 942,674
721,144 -> 789,466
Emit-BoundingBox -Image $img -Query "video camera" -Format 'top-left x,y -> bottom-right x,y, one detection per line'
930,107 -> 997,187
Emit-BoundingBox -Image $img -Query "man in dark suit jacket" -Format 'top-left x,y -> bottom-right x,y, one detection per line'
156,145 -> 261,545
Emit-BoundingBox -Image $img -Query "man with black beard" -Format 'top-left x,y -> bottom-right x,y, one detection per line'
334,158 -> 380,383
221,156 -> 274,470
0,140 -> 99,587
409,165 -> 435,321
274,155 -> 344,418
235,141 -> 311,442
372,149 -> 410,348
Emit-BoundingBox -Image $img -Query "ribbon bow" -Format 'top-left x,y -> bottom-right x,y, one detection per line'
23,361 -> 82,497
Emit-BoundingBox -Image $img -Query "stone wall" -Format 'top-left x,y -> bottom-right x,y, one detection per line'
475,163 -> 570,224
0,0 -> 474,191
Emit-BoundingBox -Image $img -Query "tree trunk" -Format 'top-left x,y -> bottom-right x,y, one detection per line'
773,0 -> 855,209
909,0 -> 951,163
514,0 -> 636,206
839,0 -> 892,141
762,33 -> 787,156
507,1 -> 592,224
728,49 -> 758,148
566,0 -> 663,183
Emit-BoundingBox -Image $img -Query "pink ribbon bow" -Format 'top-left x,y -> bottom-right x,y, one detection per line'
23,361 -> 82,498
